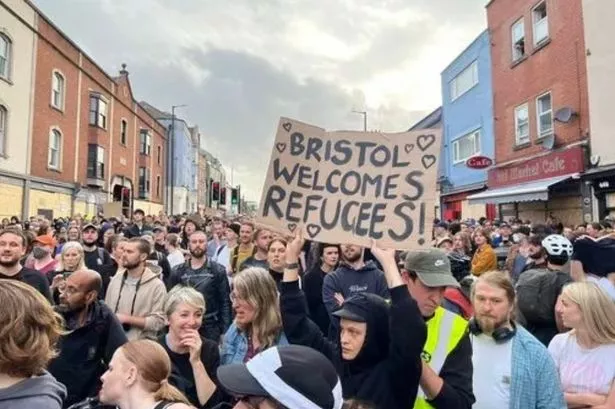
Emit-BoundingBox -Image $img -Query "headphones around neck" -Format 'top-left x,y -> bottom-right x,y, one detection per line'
468,317 -> 517,343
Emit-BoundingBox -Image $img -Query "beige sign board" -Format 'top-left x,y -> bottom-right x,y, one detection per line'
102,202 -> 123,219
257,117 -> 441,250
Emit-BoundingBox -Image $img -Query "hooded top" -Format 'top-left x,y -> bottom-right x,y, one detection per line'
0,371 -> 66,409
281,281 -> 426,409
104,267 -> 167,340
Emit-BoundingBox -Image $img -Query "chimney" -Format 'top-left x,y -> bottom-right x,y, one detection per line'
119,63 -> 129,76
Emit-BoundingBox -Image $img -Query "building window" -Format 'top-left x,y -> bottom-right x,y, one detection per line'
450,61 -> 478,101
536,92 -> 553,138
156,175 -> 161,197
139,167 -> 151,198
453,130 -> 481,164
140,129 -> 151,155
0,34 -> 10,80
511,19 -> 525,61
89,94 -> 108,128
120,119 -> 127,145
0,105 -> 6,155
48,128 -> 62,169
157,145 -> 161,164
51,71 -> 65,110
514,103 -> 530,144
532,2 -> 549,46
87,144 -> 105,179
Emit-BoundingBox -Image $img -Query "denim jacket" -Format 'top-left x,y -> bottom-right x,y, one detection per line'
220,322 -> 289,365
510,326 -> 566,409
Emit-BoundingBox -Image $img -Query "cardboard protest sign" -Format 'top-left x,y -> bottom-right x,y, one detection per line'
102,202 -> 123,219
257,117 -> 441,250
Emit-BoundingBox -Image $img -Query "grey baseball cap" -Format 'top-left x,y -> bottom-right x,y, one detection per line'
404,248 -> 459,288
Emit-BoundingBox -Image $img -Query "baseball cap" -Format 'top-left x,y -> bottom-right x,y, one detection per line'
81,223 -> 98,231
404,248 -> 459,288
435,236 -> 453,248
34,234 -> 57,247
331,293 -> 372,323
218,345 -> 343,409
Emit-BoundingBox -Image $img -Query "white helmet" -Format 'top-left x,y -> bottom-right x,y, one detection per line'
542,234 -> 573,257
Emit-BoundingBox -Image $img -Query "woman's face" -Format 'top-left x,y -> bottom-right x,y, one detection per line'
63,248 -> 81,271
99,349 -> 131,405
231,289 -> 257,326
185,222 -> 196,235
453,235 -> 465,252
67,228 -> 80,241
555,295 -> 583,329
267,241 -> 286,271
474,233 -> 486,246
169,302 -> 203,338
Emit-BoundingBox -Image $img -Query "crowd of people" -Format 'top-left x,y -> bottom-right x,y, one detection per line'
0,210 -> 614,409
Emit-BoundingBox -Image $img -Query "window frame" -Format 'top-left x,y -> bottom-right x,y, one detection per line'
138,166 -> 151,198
0,105 -> 7,156
120,119 -> 128,145
536,91 -> 553,138
51,70 -> 66,111
450,60 -> 479,101
89,94 -> 108,129
532,1 -> 549,46
452,129 -> 481,164
139,129 -> 151,156
87,144 -> 105,180
157,145 -> 162,164
48,128 -> 63,170
511,18 -> 526,62
0,33 -> 11,81
156,175 -> 161,197
514,103 -> 530,145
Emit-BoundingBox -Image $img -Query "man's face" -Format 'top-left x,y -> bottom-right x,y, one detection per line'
321,246 -> 339,268
339,319 -> 367,360
255,230 -> 272,252
213,222 -> 224,239
239,225 -> 254,245
189,232 -> 207,259
82,228 -> 98,245
586,224 -> 599,238
472,281 -> 512,334
58,273 -> 93,313
121,242 -> 146,269
133,212 -> 143,223
0,233 -> 25,267
500,226 -> 512,238
403,272 -> 445,317
154,230 -> 165,244
474,233 -> 486,247
341,244 -> 362,264
528,243 -> 544,260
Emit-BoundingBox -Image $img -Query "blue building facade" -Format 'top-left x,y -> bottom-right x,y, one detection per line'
440,30 -> 496,221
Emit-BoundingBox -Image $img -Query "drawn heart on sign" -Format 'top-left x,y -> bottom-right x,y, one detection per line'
276,143 -> 287,153
404,144 -> 414,154
287,223 -> 297,233
417,134 -> 436,152
306,224 -> 322,239
282,122 -> 292,132
422,154 -> 437,170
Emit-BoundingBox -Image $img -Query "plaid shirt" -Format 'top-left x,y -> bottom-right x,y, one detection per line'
510,326 -> 566,409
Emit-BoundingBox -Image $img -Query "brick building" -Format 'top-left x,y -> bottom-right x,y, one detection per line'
469,0 -> 590,226
28,6 -> 166,218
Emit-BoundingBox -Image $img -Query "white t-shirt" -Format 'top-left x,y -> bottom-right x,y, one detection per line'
548,331 -> 615,395
471,333 -> 512,409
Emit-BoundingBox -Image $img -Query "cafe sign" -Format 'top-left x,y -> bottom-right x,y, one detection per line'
466,156 -> 494,169
487,146 -> 585,188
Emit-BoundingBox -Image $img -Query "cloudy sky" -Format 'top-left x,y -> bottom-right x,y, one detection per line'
33,0 -> 487,202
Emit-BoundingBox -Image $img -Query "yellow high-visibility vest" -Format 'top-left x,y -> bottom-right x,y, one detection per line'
413,306 -> 468,409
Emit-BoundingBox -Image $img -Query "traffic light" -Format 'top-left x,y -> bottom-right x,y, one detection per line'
220,187 -> 227,205
212,182 -> 220,201
231,188 -> 239,205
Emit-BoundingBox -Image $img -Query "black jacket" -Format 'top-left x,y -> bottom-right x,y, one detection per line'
123,223 -> 152,239
169,260 -> 232,338
48,301 -> 127,407
280,280 -> 426,409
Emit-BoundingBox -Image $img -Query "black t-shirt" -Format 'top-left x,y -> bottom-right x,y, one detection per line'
240,256 -> 268,271
158,334 -> 223,409
84,248 -> 112,272
0,267 -> 52,302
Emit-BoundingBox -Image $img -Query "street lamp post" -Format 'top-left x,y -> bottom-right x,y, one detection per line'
352,110 -> 367,131
170,104 -> 187,215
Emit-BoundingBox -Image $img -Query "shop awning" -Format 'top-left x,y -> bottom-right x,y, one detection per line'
467,174 -> 578,205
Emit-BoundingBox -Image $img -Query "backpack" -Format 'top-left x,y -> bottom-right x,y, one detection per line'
516,268 -> 560,325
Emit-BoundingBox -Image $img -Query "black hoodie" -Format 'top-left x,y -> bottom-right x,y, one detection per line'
280,280 -> 426,409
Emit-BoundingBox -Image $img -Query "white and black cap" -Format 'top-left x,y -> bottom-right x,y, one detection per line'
217,345 -> 343,409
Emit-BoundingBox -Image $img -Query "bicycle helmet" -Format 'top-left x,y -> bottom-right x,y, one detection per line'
542,234 -> 573,257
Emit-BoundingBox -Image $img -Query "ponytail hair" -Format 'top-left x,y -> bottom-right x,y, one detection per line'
121,340 -> 190,405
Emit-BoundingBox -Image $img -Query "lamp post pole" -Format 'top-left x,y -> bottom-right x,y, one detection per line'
170,104 -> 187,215
352,110 -> 367,131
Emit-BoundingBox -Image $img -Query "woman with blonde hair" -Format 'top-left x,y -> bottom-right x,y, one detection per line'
549,282 -> 615,409
99,339 -> 194,409
0,280 -> 66,408
49,242 -> 87,301
220,267 -> 288,364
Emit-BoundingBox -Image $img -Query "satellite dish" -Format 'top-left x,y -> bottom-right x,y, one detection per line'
554,107 -> 577,123
540,133 -> 556,150
590,155 -> 601,167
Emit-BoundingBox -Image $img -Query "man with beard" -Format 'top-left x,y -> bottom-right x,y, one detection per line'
105,238 -> 167,340
240,228 -> 272,271
48,269 -> 127,407
81,223 -> 112,274
169,230 -> 232,342
322,244 -> 389,339
470,271 -> 564,409
230,221 -> 255,274
0,229 -> 51,301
